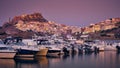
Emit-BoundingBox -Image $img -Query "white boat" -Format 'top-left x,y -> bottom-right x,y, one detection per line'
0,45 -> 16,59
89,40 -> 105,51
104,45 -> 116,51
46,46 -> 62,56
88,40 -> 118,51
36,39 -> 63,56
23,39 -> 49,56
104,43 -> 117,51
12,39 -> 48,57
12,44 -> 48,58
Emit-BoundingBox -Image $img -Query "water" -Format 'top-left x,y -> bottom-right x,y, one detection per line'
0,51 -> 120,68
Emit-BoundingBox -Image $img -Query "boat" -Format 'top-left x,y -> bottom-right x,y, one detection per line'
12,43 -> 48,58
22,39 -> 49,57
104,45 -> 117,51
0,45 -> 17,59
12,39 -> 48,58
36,46 -> 48,56
0,39 -> 17,59
47,46 -> 62,57
36,39 -> 63,57
88,40 -> 105,51
15,46 -> 39,58
116,45 -> 120,52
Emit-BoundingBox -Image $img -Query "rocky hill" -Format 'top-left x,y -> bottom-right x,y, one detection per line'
0,12 -> 120,39
0,13 -> 81,39
87,18 -> 120,40
0,13 -> 47,38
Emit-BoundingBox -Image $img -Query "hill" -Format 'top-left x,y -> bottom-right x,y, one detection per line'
0,13 -> 81,39
0,12 -> 120,40
86,18 -> 120,40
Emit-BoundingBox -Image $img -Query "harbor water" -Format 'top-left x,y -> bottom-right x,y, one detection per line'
0,51 -> 120,68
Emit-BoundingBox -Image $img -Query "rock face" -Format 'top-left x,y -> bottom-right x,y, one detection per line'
0,12 -> 78,39
0,13 -> 48,38
1,12 -> 119,39
11,13 -> 48,24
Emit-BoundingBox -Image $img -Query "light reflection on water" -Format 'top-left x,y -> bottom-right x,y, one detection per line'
0,51 -> 120,68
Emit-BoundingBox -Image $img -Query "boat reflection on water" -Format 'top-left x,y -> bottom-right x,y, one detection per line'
0,59 -> 16,68
15,57 -> 49,68
15,58 -> 38,68
88,51 -> 119,68
35,56 -> 49,68
0,51 -> 120,68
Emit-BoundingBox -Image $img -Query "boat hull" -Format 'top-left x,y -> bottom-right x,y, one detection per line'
36,48 -> 48,56
0,52 -> 16,59
47,50 -> 61,57
104,46 -> 117,51
16,49 -> 38,58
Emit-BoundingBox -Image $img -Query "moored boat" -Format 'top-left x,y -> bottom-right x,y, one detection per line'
36,47 -> 48,56
12,39 -> 49,58
104,45 -> 117,51
46,46 -> 62,57
0,45 -> 17,59
15,46 -> 39,58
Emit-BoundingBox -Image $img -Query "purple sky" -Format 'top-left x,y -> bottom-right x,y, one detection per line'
0,0 -> 120,27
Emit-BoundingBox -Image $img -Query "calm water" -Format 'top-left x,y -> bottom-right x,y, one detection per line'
0,51 -> 120,68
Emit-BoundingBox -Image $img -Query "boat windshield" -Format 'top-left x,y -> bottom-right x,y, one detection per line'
0,46 -> 14,50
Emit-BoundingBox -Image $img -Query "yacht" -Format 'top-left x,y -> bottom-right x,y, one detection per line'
0,39 -> 16,59
37,39 -> 63,57
36,46 -> 48,56
88,40 -> 105,51
104,44 -> 117,51
0,45 -> 16,59
12,39 -> 48,58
